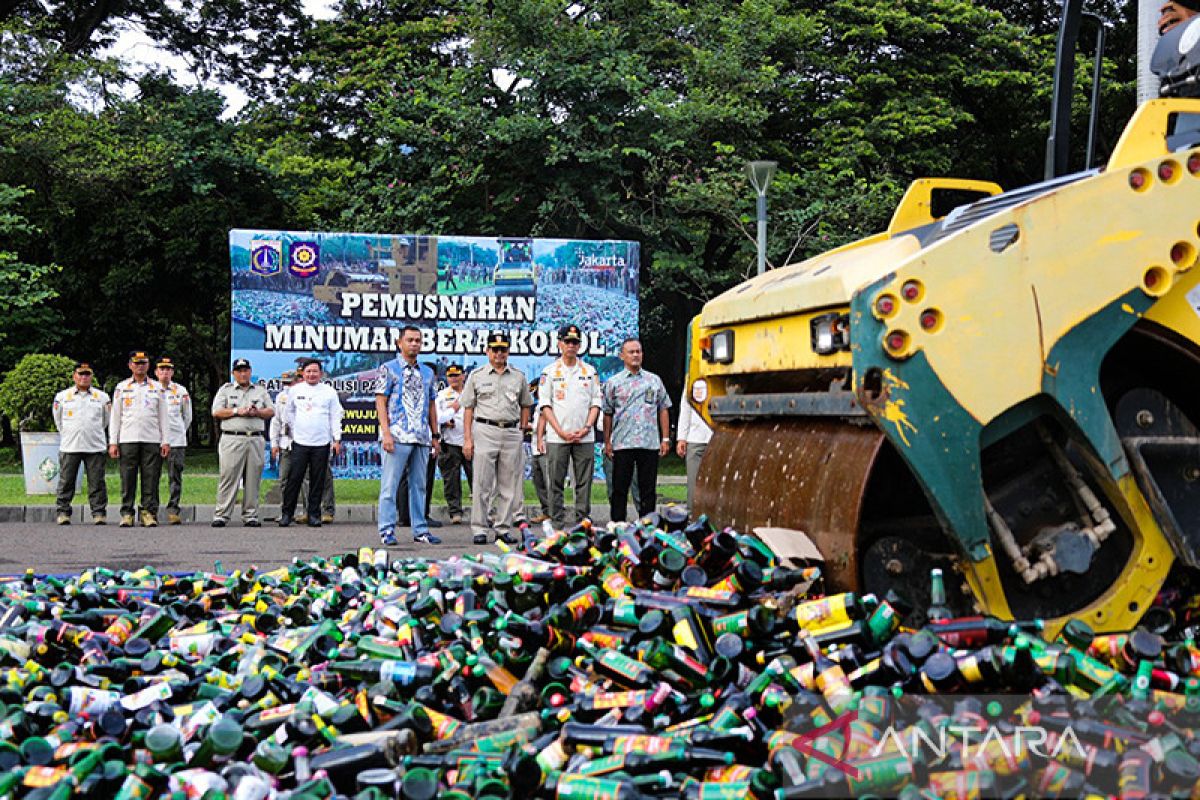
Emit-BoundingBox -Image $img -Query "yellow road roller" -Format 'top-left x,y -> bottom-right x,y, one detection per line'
689,0 -> 1200,634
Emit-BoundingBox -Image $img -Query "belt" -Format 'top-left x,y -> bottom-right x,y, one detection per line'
474,417 -> 519,429
222,430 -> 262,437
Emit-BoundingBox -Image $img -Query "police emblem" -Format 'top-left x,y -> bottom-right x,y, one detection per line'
250,240 -> 282,276
288,241 -> 321,278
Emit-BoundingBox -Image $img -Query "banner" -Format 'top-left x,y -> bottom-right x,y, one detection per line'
229,230 -> 640,478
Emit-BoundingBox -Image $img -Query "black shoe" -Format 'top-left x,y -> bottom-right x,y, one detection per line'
307,519 -> 322,528
211,519 -> 226,528
246,520 -> 261,528
427,519 -> 444,528
473,531 -> 488,545
495,531 -> 516,545
278,516 -> 292,528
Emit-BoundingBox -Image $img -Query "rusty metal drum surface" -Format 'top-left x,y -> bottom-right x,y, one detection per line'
694,419 -> 886,592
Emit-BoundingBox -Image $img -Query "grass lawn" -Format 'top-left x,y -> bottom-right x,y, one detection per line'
0,444 -> 686,505
0,474 -> 686,506
0,446 -> 685,477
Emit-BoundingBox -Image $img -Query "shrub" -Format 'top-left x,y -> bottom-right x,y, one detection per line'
0,353 -> 76,432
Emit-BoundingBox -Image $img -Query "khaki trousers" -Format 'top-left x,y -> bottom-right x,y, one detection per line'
470,422 -> 524,533
215,433 -> 265,523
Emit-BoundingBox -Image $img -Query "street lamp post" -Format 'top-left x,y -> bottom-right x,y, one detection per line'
745,160 -> 778,276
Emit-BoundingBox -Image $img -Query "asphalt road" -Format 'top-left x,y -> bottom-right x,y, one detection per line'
0,520 -> 494,576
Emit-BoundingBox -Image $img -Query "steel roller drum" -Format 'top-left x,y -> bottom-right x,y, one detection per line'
694,418 -> 886,593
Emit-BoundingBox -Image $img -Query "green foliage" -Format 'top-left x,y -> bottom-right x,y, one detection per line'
0,353 -> 76,432
0,0 -> 1145,394
0,180 -> 60,359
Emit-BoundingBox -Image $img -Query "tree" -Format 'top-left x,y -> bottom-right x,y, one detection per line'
0,179 -> 60,367
0,0 -> 309,94
0,37 -> 288,431
259,0 -> 1062,387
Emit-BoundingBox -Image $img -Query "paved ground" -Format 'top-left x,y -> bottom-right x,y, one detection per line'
0,517 -> 500,575
0,501 -> 653,575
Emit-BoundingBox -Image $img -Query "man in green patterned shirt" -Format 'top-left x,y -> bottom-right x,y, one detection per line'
602,338 -> 671,522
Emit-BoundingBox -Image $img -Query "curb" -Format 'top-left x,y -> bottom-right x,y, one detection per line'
1,503 -> 676,525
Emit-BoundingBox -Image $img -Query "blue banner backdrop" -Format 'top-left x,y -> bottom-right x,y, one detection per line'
229,230 -> 640,479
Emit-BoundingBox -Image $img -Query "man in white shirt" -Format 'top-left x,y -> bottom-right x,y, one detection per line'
279,358 -> 343,528
269,370 -> 334,524
536,324 -> 601,528
108,350 -> 170,527
675,384 -> 713,511
155,356 -> 192,525
435,364 -> 472,524
53,362 -> 111,525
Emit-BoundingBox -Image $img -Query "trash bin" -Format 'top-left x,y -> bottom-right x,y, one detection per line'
20,431 -> 79,495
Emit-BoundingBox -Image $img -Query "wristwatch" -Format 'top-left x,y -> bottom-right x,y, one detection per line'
432,433 -> 441,440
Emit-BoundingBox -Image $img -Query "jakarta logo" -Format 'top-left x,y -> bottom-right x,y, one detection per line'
250,240 -> 282,276
288,241 -> 321,278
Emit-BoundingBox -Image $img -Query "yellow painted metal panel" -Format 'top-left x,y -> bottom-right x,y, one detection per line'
1145,258 -> 1200,343
697,311 -> 853,376
874,146 -> 1200,425
1107,99 -> 1200,171
699,235 -> 923,329
887,178 -> 1003,234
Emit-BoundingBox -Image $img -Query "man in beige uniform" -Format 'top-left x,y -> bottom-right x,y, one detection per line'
53,362 -> 111,525
155,356 -> 192,525
109,350 -> 170,527
211,358 -> 275,527
537,324 -> 602,529
461,332 -> 534,545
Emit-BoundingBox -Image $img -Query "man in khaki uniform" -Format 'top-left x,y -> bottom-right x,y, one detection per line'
211,358 -> 275,527
109,351 -> 170,527
536,324 -> 602,528
461,332 -> 534,545
155,356 -> 192,525
53,362 -> 111,525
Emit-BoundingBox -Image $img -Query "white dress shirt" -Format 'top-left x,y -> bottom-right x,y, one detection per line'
677,388 -> 713,445
435,386 -> 466,447
53,387 -> 111,453
109,378 -> 169,445
284,382 -> 343,447
157,381 -> 193,448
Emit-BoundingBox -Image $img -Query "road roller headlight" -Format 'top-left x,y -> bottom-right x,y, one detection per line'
703,330 -> 735,364
691,379 -> 708,403
811,312 -> 851,354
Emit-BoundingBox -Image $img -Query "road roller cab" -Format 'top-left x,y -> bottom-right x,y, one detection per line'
689,97 -> 1200,635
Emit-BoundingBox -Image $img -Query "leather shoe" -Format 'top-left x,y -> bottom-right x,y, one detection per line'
321,514 -> 334,524
307,519 -> 322,528
211,519 -> 226,528
246,519 -> 261,528
472,531 -> 488,545
278,516 -> 292,528
427,519 -> 443,528
495,530 -> 516,545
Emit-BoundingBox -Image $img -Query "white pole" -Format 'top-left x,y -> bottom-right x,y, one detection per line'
1138,0 -> 1162,103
